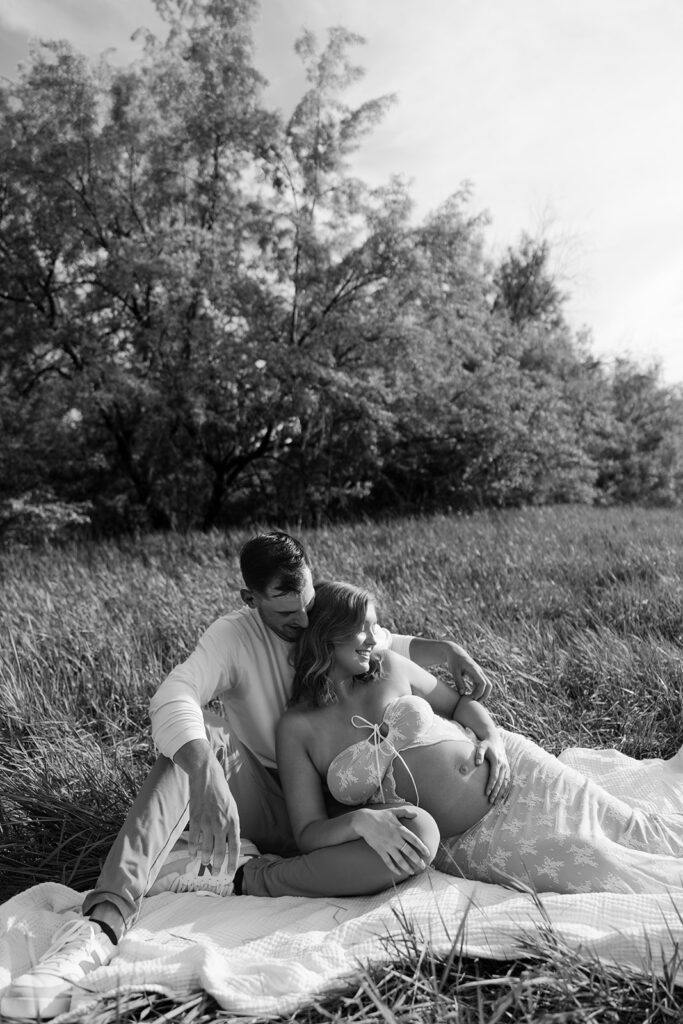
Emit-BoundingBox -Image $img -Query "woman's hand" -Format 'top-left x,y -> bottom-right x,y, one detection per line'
352,806 -> 431,876
475,734 -> 511,803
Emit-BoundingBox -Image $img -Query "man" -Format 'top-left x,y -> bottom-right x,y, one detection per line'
2,531 -> 491,1020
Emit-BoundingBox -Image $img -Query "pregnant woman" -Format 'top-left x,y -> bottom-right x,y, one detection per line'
275,581 -> 683,896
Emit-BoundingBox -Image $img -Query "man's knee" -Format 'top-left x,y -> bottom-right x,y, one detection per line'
203,710 -> 234,747
202,713 -> 247,777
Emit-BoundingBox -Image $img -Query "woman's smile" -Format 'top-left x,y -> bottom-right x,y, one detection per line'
331,603 -> 379,678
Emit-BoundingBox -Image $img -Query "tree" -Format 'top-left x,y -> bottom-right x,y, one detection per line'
368,201 -> 601,513
3,4 -> 681,532
1,11 -> 426,528
596,360 -> 683,505
1,0 -> 277,528
492,234 -> 566,329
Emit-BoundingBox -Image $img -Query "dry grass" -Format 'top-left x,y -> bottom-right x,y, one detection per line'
2,506 -> 683,1021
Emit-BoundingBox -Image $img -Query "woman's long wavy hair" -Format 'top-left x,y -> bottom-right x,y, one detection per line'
290,581 -> 383,708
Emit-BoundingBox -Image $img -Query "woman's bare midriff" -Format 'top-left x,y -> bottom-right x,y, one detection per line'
392,740 -> 493,836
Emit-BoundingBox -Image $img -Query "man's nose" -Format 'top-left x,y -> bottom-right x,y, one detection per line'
294,609 -> 309,628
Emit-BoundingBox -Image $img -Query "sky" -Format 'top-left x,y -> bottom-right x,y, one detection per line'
2,0 -> 682,383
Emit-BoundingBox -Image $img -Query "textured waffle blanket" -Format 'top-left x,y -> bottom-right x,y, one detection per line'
2,743 -> 683,1019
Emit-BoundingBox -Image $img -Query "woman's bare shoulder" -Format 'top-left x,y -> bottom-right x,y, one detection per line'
277,701 -> 317,739
381,648 -> 438,695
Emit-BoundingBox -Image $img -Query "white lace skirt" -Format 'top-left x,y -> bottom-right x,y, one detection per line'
433,729 -> 683,895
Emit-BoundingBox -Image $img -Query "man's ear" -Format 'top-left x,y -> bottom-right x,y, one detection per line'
240,588 -> 256,607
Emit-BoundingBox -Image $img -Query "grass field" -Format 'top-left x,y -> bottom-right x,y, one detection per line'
2,505 -> 683,1021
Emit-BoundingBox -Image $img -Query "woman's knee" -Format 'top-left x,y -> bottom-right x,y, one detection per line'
404,807 -> 440,864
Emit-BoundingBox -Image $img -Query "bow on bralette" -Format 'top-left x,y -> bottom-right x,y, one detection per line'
349,713 -> 420,805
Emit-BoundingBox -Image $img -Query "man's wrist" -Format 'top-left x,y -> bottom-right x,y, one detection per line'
445,639 -> 467,664
174,737 -> 213,775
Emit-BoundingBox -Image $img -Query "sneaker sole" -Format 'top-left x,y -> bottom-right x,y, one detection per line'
1,989 -> 71,1020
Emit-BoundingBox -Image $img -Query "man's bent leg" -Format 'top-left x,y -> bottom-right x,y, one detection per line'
81,751 -> 191,933
241,807 -> 440,898
2,717 -> 290,1020
83,712 -> 293,933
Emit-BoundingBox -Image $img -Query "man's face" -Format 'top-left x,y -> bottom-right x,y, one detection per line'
248,566 -> 316,641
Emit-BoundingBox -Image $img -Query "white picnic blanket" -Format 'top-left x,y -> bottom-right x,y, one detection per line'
2,743 -> 683,1019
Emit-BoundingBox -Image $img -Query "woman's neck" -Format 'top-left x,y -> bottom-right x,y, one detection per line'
329,671 -> 357,703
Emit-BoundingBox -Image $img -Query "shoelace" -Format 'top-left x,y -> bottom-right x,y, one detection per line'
172,858 -> 234,896
172,847 -> 258,897
350,714 -> 420,805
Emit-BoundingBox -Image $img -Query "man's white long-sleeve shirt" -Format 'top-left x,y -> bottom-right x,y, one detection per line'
149,605 -> 412,769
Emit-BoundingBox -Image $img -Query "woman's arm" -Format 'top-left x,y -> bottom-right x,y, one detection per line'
451,695 -> 510,802
387,650 -> 461,717
450,693 -> 499,739
275,710 -> 431,875
275,711 -> 358,850
395,650 -> 509,803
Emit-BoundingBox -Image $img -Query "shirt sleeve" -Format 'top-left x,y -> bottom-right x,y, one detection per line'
376,626 -> 413,659
149,617 -> 238,760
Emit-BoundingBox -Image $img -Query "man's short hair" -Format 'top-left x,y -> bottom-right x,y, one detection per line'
239,531 -> 312,595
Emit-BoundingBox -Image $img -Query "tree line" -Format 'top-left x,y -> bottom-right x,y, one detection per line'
1,0 -> 682,538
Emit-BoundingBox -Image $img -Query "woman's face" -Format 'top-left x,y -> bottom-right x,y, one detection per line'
332,601 -> 380,678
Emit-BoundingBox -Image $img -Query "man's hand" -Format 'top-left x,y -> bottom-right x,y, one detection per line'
174,739 -> 241,879
474,734 -> 510,803
446,642 -> 492,701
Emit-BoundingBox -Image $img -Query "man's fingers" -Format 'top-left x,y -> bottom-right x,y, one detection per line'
200,831 -> 214,865
454,674 -> 470,695
212,833 -> 227,872
470,679 -> 489,701
469,670 -> 492,701
187,824 -> 201,860
224,819 -> 240,877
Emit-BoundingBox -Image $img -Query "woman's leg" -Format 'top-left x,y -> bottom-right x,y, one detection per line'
434,730 -> 683,896
241,806 -> 441,898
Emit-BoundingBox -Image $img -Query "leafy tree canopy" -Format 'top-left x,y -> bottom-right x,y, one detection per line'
1,0 -> 681,536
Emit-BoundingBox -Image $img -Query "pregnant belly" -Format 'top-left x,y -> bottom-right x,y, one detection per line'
392,741 -> 492,836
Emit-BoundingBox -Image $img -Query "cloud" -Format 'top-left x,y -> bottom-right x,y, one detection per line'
1,0 -> 161,66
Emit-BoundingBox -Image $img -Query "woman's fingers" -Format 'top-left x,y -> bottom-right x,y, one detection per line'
393,804 -> 417,819
479,740 -> 511,801
487,764 -> 511,802
393,830 -> 428,870
400,830 -> 431,862
363,806 -> 430,874
385,832 -> 428,874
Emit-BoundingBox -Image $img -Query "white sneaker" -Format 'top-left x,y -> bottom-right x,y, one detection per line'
0,918 -> 115,1020
148,838 -> 260,897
